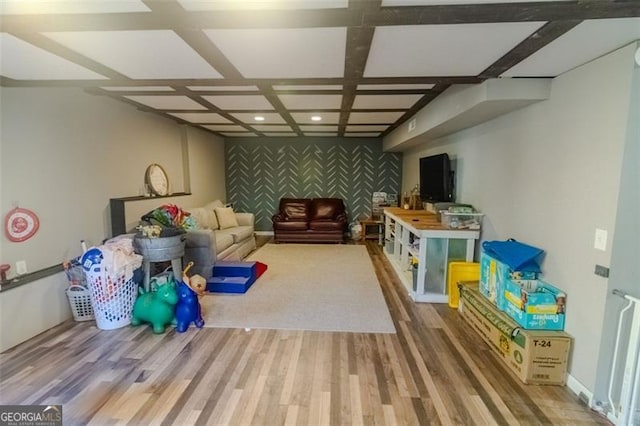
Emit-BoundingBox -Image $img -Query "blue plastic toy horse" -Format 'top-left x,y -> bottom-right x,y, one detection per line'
175,262 -> 205,332
175,281 -> 204,332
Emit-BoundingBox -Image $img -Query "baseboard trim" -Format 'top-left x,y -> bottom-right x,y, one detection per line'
566,374 -> 594,408
255,231 -> 274,236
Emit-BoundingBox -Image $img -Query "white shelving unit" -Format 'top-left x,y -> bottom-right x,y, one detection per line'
383,208 -> 480,303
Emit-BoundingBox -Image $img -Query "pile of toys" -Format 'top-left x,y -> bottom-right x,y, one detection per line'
131,261 -> 207,334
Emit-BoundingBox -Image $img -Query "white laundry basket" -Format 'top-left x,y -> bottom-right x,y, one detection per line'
85,264 -> 138,330
65,284 -> 95,322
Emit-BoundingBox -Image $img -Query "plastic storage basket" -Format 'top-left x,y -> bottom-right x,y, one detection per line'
447,262 -> 480,309
85,264 -> 138,330
65,284 -> 95,322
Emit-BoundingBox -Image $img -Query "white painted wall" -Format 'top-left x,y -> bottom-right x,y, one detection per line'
399,44 -> 636,390
0,272 -> 70,352
0,87 -> 225,352
593,43 -> 640,408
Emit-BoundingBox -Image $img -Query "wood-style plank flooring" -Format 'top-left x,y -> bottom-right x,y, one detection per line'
0,240 -> 609,425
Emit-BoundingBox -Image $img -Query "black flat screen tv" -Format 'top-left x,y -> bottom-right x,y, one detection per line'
419,153 -> 453,202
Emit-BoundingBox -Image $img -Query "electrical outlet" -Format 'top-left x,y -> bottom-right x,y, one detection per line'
16,260 -> 27,275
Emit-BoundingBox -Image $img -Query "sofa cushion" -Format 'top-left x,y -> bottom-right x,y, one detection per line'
309,219 -> 345,232
280,198 -> 310,220
311,198 -> 344,220
215,207 -> 239,230
188,207 -> 219,230
205,200 -> 225,210
230,225 -> 254,243
273,220 -> 308,231
214,229 -> 235,252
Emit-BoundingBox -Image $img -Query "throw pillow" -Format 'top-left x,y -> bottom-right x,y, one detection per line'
187,207 -> 218,230
215,207 -> 239,230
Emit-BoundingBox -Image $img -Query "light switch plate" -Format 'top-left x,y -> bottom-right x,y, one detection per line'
594,228 -> 607,251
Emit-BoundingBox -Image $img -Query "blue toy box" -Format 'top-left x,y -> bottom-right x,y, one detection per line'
207,261 -> 257,293
502,279 -> 566,330
479,252 -> 537,311
207,261 -> 267,294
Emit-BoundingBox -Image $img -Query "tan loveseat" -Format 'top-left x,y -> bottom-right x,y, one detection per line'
183,200 -> 256,279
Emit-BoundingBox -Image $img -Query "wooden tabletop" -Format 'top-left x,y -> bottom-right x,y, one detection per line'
383,207 -> 435,217
384,207 -> 449,231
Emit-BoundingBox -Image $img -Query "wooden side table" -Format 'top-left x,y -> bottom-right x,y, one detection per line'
360,218 -> 384,244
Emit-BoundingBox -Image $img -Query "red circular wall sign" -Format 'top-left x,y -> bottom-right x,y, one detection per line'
5,207 -> 40,242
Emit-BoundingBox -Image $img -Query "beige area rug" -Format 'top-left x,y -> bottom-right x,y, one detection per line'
200,244 -> 396,333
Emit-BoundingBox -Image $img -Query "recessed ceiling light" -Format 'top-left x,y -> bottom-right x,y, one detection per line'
255,116 -> 265,121
311,115 -> 322,121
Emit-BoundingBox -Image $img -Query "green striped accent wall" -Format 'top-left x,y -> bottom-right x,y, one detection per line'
225,137 -> 403,232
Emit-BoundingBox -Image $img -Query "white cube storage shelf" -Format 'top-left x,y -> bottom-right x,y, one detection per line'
383,208 -> 480,303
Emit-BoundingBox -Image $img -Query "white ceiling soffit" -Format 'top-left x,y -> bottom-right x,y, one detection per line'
291,112 -> 340,124
352,94 -> 423,109
251,125 -> 293,131
125,95 -> 207,110
204,28 -> 347,78
169,112 -> 232,123
262,133 -> 298,137
503,17 -> 640,77
201,125 -> 247,131
346,125 -> 390,132
0,0 -> 151,14
178,0 -> 348,10
203,95 -> 274,110
348,111 -> 405,124
102,86 -> 175,91
278,94 -> 342,110
42,30 -> 223,79
188,86 -> 259,91
0,33 -> 107,80
357,84 -> 435,90
383,79 -> 551,151
231,112 -> 286,124
274,85 -> 343,91
299,125 -> 339,131
365,22 -> 544,77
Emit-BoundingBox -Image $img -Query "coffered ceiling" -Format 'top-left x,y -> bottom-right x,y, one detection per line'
1,0 -> 639,138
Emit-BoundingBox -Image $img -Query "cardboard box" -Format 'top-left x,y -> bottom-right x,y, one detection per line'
458,285 -> 571,385
479,251 -> 537,310
503,279 -> 566,330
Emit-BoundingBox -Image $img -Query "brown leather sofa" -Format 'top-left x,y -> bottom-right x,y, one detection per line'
272,198 -> 347,243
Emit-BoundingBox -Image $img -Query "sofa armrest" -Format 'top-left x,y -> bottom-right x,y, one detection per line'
272,213 -> 286,222
184,229 -> 217,279
236,212 -> 255,227
184,229 -> 214,248
335,212 -> 348,223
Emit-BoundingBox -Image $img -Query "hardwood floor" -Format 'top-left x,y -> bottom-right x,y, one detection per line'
0,240 -> 609,425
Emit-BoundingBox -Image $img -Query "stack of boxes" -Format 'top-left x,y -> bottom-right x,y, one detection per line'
479,248 -> 566,330
458,241 -> 571,385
